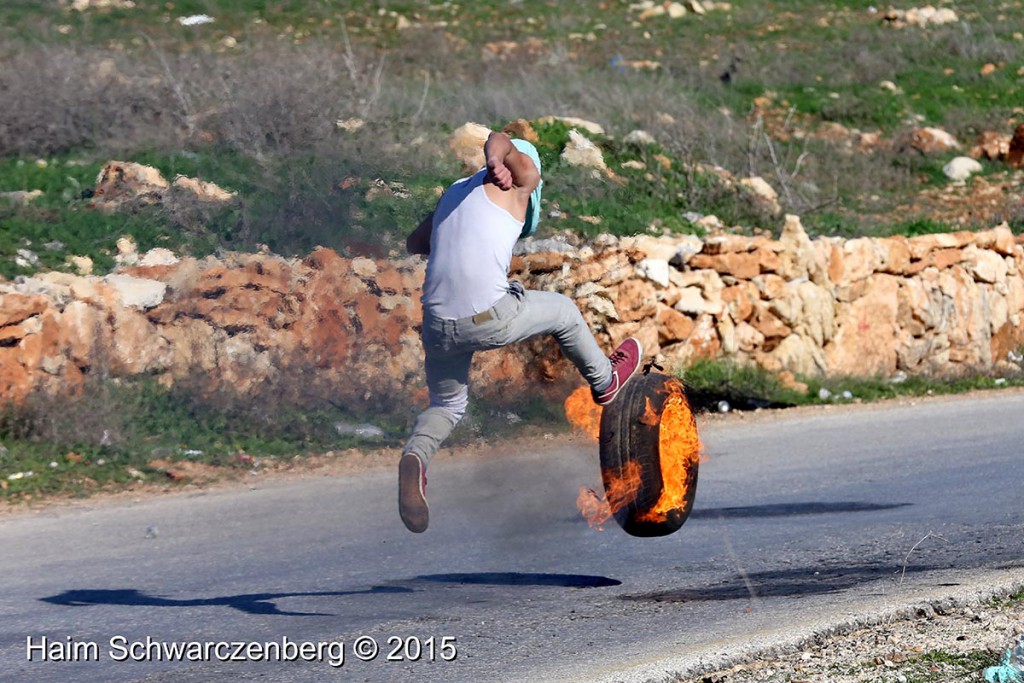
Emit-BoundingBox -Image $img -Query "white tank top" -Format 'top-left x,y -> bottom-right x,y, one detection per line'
421,171 -> 524,319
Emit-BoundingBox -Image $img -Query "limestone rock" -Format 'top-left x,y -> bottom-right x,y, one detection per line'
971,131 -> 1011,161
962,245 -> 1008,284
942,156 -> 983,182
140,248 -> 179,267
825,274 -> 900,375
66,255 -> 94,275
667,3 -> 687,19
0,293 -> 48,327
635,258 -> 671,287
502,119 -> 539,143
92,161 -> 168,210
561,129 -> 606,170
0,190 -> 44,206
883,6 -> 958,27
171,175 -> 237,204
69,0 -> 136,10
623,129 -> 657,146
768,333 -> 826,377
103,274 -> 168,310
688,251 -> 760,279
537,116 -> 605,136
657,305 -> 695,343
739,176 -> 782,216
909,127 -> 960,154
449,122 -> 491,172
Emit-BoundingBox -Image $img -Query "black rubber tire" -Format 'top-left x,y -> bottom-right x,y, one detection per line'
598,372 -> 699,537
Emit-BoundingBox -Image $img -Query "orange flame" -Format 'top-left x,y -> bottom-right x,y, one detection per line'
638,382 -> 702,523
639,396 -> 659,426
577,461 -> 643,530
564,385 -> 602,441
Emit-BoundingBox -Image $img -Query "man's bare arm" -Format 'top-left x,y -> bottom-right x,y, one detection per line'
406,212 -> 434,255
484,132 -> 540,196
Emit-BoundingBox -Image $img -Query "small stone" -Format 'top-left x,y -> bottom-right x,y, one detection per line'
561,129 -> 607,170
942,156 -> 983,182
0,190 -> 44,206
623,129 -> 657,146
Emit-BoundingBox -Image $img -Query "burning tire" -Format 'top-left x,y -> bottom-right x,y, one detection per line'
598,372 -> 700,537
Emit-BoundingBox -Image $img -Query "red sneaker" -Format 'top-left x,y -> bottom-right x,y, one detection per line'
592,337 -> 643,406
398,452 -> 429,533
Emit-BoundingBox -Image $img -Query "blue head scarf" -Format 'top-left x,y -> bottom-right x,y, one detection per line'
510,139 -> 543,238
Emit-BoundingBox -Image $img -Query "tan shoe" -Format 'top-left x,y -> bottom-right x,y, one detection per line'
398,453 -> 429,533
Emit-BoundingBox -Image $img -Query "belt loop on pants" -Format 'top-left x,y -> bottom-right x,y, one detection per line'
471,310 -> 494,325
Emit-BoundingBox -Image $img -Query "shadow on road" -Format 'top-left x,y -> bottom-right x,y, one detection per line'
620,563 -> 938,603
691,502 -> 912,519
39,574 -> 619,617
39,586 -> 412,616
414,572 -> 621,588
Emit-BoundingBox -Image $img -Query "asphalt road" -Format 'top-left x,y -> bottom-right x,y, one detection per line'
2,392 -> 1023,683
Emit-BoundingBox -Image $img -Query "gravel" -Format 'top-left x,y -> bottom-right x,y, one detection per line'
672,590 -> 1024,683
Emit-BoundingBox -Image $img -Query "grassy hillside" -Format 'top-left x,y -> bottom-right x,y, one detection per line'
0,0 -> 1022,278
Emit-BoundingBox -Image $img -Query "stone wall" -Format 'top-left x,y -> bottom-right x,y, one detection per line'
2,216 -> 1023,410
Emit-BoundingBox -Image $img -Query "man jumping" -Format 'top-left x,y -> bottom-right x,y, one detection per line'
399,130 -> 642,533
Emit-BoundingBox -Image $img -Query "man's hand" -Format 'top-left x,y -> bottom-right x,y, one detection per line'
483,131 -> 540,196
486,156 -> 514,191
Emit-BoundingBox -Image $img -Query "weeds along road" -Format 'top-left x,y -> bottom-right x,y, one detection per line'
2,392 -> 1023,683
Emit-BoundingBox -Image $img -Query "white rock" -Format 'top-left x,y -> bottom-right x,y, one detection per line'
561,129 -> 607,170
66,255 -> 94,275
103,274 -> 167,310
585,295 -> 619,320
351,257 -> 378,278
140,248 -> 180,267
943,156 -> 983,182
624,129 -> 657,146
635,258 -> 671,287
673,287 -> 708,314
336,117 -> 365,132
574,282 -> 606,298
739,176 -> 781,215
177,14 -> 214,26
172,175 -> 236,204
116,236 -> 137,255
449,122 -> 491,171
538,116 -> 605,136
15,249 -> 39,268
0,190 -> 44,206
670,236 -> 704,267
514,238 -> 578,255
695,214 -> 725,231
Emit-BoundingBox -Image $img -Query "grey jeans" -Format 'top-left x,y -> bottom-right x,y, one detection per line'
404,281 -> 613,465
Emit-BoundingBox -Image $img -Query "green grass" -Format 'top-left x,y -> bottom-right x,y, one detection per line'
0,377 -> 405,502
4,1 -> 1024,258
875,649 -> 1002,682
678,358 -> 1024,413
